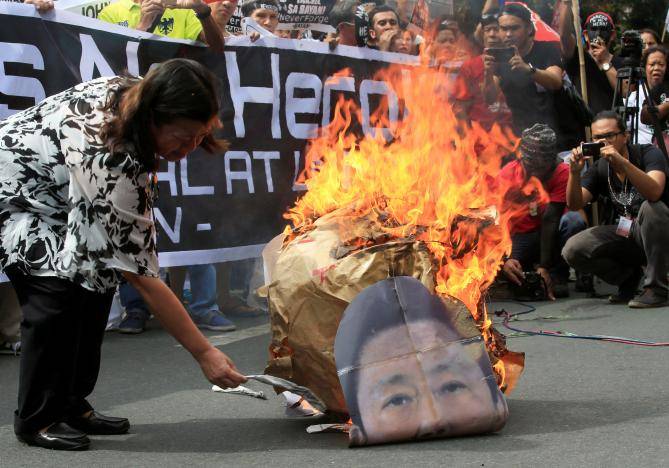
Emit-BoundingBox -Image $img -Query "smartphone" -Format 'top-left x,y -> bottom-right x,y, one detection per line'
581,141 -> 605,159
486,47 -> 515,63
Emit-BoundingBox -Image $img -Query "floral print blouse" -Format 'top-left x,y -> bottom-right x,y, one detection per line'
0,77 -> 159,292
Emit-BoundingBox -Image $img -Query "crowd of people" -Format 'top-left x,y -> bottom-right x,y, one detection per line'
0,0 -> 668,452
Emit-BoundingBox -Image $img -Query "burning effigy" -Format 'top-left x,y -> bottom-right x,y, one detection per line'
261,55 -> 544,444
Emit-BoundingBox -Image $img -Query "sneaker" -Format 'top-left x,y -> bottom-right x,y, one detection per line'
0,340 -> 20,356
628,288 -> 669,309
118,309 -> 150,334
191,310 -> 236,331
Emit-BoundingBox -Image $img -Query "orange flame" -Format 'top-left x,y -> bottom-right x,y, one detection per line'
284,57 -> 546,391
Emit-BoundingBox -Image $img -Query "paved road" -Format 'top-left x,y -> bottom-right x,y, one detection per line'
1,282 -> 669,467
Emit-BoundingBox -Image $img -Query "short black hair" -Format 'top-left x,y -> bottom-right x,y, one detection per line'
500,3 -> 534,33
592,110 -> 626,132
368,5 -> 399,28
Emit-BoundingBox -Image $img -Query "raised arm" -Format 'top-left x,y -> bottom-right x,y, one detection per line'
556,0 -> 576,60
566,146 -> 594,210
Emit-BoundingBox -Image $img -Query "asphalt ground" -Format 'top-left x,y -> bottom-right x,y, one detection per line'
1,281 -> 669,467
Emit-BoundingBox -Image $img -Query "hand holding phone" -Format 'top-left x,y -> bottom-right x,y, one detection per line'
485,47 -> 515,64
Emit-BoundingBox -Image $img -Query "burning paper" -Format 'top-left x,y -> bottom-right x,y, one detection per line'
264,46 -> 542,417
335,276 -> 507,446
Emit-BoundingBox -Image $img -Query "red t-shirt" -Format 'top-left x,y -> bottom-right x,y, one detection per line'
499,160 -> 569,234
454,55 -> 513,130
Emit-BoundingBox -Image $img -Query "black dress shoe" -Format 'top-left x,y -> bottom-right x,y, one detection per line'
16,422 -> 90,451
67,411 -> 130,435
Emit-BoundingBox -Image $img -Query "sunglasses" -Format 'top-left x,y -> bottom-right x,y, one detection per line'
480,12 -> 500,24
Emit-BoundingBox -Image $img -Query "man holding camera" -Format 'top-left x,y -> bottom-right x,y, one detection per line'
482,4 -> 563,142
499,124 -> 586,300
563,111 -> 669,308
558,9 -> 622,115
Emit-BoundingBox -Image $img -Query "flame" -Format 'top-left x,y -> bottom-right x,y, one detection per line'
284,55 -> 546,391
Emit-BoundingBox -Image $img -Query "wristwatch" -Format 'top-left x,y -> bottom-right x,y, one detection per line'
528,63 -> 537,75
195,4 -> 212,20
602,62 -> 612,72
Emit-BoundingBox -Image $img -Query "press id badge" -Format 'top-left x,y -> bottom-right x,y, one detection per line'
616,216 -> 633,238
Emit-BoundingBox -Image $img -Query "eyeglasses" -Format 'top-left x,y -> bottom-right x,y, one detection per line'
591,131 -> 623,140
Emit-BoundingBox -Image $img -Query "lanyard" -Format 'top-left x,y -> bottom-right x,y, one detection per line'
606,164 -> 638,218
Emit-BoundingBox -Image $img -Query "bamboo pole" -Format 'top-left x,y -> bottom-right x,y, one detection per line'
571,0 -> 598,225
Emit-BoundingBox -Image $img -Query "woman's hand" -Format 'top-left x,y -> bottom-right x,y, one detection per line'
122,272 -> 247,389
197,347 -> 247,389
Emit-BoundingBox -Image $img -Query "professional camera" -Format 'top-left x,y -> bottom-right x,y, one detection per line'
619,30 -> 643,68
512,271 -> 547,301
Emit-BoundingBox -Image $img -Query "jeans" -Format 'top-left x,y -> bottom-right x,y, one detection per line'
562,200 -> 669,295
186,264 -> 220,316
511,211 -> 587,281
119,265 -> 220,318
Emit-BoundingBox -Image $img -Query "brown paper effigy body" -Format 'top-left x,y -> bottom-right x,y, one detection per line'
264,207 -> 523,415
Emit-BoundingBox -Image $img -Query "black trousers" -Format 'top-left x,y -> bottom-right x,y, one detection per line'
6,267 -> 113,435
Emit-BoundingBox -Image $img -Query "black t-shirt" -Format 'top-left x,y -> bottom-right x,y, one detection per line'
581,144 -> 669,219
649,81 -> 669,127
498,41 -> 563,136
566,52 -> 624,115
650,82 -> 669,106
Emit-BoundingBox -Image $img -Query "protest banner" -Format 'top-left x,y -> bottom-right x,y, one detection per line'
0,3 -> 416,266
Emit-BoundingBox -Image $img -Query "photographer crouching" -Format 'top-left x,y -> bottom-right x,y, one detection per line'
499,124 -> 587,300
562,110 -> 669,308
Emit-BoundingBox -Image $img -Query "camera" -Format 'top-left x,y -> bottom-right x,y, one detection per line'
512,271 -> 547,301
619,30 -> 643,68
581,141 -> 605,159
586,29 -> 612,46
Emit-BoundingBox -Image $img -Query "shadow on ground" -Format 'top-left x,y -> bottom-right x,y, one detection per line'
87,395 -> 667,454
